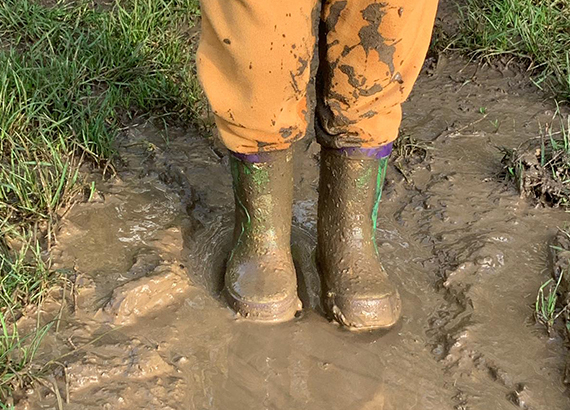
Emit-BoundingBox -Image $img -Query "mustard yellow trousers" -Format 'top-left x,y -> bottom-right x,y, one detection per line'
197,0 -> 439,154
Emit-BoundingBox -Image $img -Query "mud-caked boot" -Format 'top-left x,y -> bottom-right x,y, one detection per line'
225,150 -> 302,322
317,145 -> 402,330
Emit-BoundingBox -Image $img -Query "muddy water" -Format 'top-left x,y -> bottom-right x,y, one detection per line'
17,56 -> 570,409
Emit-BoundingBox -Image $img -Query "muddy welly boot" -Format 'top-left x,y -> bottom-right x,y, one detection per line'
225,149 -> 302,321
317,145 -> 402,330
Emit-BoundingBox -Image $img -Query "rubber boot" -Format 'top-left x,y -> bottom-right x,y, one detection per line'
225,149 -> 302,322
317,145 -> 402,330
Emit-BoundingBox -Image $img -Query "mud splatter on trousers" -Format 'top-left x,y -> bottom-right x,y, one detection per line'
197,0 -> 439,153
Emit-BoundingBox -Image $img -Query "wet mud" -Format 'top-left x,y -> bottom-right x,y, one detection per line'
501,140 -> 570,207
16,56 -> 570,409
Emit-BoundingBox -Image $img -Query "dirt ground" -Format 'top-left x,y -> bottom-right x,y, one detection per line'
13,51 -> 570,409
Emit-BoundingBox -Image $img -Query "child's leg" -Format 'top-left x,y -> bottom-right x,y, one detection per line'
197,0 -> 319,154
197,0 -> 319,321
316,0 -> 439,330
317,0 -> 439,148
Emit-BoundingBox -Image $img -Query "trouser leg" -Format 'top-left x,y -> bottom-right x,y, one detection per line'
197,0 -> 319,154
317,0 -> 439,148
315,0 -> 438,330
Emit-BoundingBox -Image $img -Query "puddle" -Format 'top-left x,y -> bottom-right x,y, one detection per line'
17,57 -> 570,409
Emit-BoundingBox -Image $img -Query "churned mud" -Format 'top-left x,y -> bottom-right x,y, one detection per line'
14,55 -> 570,409
506,147 -> 570,209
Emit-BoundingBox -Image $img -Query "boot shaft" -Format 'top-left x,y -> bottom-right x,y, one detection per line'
317,147 -> 389,251
230,150 -> 294,250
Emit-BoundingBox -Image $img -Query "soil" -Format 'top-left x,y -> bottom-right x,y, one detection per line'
13,54 -> 570,410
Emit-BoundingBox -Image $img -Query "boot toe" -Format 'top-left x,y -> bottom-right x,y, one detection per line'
225,258 -> 301,322
327,290 -> 402,330
226,288 -> 301,322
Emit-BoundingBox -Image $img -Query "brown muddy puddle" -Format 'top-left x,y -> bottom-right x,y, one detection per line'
17,57 -> 570,409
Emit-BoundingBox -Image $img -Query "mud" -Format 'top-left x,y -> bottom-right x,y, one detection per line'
15,55 -> 570,409
358,3 -> 395,74
501,141 -> 570,207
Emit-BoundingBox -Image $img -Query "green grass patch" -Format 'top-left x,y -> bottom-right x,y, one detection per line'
1,0 -> 204,228
0,0 -> 204,401
454,0 -> 570,100
1,232 -> 52,311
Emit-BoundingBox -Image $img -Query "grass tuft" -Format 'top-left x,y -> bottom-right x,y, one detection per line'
0,313 -> 52,404
454,0 -> 570,100
1,234 -> 51,311
500,109 -> 570,207
535,271 -> 566,335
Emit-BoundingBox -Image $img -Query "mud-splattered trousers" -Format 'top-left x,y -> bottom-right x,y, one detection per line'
197,0 -> 439,154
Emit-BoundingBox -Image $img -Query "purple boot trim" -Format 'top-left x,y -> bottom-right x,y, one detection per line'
338,142 -> 393,159
231,149 -> 292,163
231,151 -> 271,163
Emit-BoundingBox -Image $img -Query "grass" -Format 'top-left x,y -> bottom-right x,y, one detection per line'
0,315 -> 51,404
453,0 -> 570,100
0,0 -> 204,401
535,271 -> 566,335
500,108 -> 570,206
1,232 -> 53,313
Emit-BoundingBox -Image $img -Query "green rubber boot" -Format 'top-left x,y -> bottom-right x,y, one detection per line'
317,145 -> 402,330
225,150 -> 302,322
